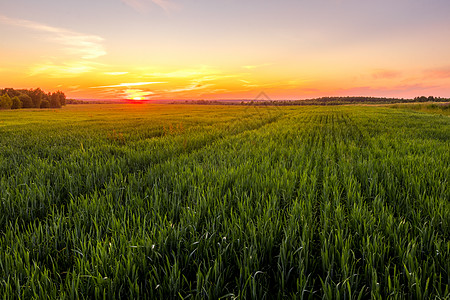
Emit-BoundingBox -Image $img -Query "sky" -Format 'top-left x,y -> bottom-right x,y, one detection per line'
1,0 -> 450,100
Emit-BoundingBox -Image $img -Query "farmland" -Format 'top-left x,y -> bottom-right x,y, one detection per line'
0,104 -> 449,299
390,102 -> 450,116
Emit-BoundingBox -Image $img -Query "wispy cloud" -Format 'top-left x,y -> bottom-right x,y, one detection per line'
372,69 -> 401,79
0,15 -> 106,59
90,82 -> 165,88
424,67 -> 450,79
144,67 -> 217,78
144,68 -> 245,87
239,79 -> 261,88
152,0 -> 179,12
242,63 -> 271,70
120,0 -> 179,13
104,72 -> 129,76
166,83 -> 214,94
123,89 -> 155,99
29,61 -> 100,77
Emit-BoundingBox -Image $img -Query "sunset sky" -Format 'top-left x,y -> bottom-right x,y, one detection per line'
1,0 -> 450,100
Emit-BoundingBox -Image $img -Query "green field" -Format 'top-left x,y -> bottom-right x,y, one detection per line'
390,102 -> 450,116
0,104 -> 449,299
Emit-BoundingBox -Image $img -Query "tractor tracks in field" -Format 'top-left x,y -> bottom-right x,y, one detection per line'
1,110 -> 287,232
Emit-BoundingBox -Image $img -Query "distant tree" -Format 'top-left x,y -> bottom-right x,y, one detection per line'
0,94 -> 13,109
40,99 -> 50,108
30,88 -> 43,108
428,96 -> 435,102
4,88 -> 19,97
415,96 -> 428,102
56,91 -> 66,106
11,96 -> 22,109
49,92 -> 62,108
18,94 -> 33,108
66,98 -> 86,104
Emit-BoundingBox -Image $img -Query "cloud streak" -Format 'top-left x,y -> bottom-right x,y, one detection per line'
424,67 -> 450,79
29,61 -> 100,77
0,15 -> 106,59
372,69 -> 401,79
104,72 -> 129,76
90,82 -> 166,88
123,89 -> 155,99
242,63 -> 271,70
166,83 -> 214,94
144,67 -> 219,78
120,0 -> 179,13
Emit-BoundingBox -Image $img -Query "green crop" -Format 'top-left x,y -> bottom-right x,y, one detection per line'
0,104 -> 448,299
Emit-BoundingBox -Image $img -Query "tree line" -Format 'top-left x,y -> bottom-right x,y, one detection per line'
180,96 -> 450,106
0,88 -> 66,110
178,96 -> 450,106
258,96 -> 450,106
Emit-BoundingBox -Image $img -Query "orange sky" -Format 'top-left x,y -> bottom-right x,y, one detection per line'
1,0 -> 450,100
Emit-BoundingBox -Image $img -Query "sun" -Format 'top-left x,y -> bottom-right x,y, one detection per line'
132,97 -> 143,101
